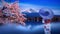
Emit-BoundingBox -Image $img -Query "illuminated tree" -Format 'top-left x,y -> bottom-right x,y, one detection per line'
0,0 -> 26,25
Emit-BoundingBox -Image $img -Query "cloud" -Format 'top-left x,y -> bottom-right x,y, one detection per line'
20,3 -> 60,15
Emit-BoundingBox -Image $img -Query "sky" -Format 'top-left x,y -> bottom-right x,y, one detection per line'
3,0 -> 60,9
0,0 -> 60,15
0,0 -> 59,9
20,0 -> 60,9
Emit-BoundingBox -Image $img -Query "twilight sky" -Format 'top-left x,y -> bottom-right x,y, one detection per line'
0,0 -> 60,15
